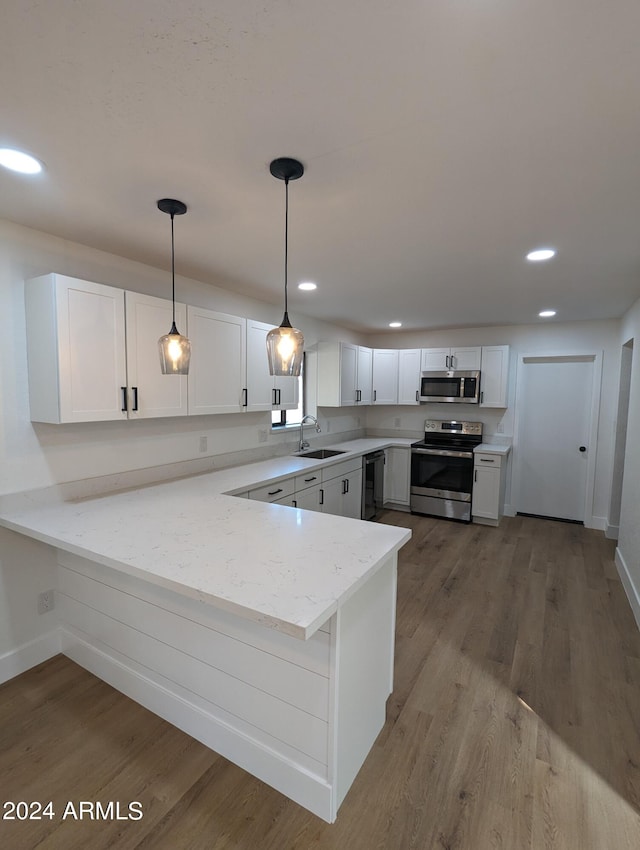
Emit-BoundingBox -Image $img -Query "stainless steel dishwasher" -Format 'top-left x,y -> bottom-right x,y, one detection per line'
362,450 -> 385,520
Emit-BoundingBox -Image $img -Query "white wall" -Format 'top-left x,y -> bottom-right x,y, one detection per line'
616,296 -> 640,624
364,321 -> 621,527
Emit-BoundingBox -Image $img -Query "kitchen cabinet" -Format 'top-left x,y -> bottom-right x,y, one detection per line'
25,274 -> 187,423
293,481 -> 323,511
372,349 -> 399,405
472,451 -> 507,526
249,478 -> 296,504
479,345 -> 509,408
317,341 -> 372,406
397,349 -> 421,405
187,306 -> 246,415
321,460 -> 363,519
421,347 -> 481,371
246,319 -> 299,412
383,446 -> 411,506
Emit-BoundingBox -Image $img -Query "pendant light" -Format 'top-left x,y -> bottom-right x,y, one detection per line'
157,198 -> 191,375
266,157 -> 305,377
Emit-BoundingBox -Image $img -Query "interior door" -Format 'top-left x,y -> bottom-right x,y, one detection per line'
513,356 -> 597,522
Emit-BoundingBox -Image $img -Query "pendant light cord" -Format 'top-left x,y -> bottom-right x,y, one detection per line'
284,176 -> 289,318
170,212 -> 176,327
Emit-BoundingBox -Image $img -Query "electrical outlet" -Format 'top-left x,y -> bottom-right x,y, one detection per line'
38,590 -> 55,615
199,436 -> 208,453
258,428 -> 268,443
497,422 -> 504,434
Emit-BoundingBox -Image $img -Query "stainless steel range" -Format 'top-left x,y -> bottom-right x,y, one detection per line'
410,419 -> 483,522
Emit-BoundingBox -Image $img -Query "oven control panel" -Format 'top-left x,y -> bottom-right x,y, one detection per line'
424,419 -> 482,436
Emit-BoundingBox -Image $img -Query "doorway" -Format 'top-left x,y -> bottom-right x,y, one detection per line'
512,354 -> 602,524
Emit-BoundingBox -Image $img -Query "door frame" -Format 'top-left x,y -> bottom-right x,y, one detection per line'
511,351 -> 603,528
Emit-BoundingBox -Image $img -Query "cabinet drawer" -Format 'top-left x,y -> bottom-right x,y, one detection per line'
321,457 -> 362,482
249,478 -> 295,503
295,471 -> 322,492
474,452 -> 502,469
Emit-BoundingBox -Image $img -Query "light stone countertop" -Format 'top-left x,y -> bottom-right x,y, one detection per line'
0,438 -> 414,640
474,442 -> 512,456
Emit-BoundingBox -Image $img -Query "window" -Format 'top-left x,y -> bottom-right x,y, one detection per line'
271,356 -> 305,428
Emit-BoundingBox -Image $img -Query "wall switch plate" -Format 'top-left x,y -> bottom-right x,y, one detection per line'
497,422 -> 504,434
38,590 -> 55,615
199,436 -> 208,453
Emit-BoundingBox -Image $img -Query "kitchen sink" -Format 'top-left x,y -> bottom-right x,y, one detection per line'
296,448 -> 347,459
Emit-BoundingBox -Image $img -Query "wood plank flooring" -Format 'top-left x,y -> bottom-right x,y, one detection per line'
2,513 -> 640,849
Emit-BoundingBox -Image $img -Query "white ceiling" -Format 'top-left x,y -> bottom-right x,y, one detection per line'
2,0 -> 640,333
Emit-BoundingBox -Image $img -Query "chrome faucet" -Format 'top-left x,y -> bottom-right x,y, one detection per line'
299,414 -> 321,452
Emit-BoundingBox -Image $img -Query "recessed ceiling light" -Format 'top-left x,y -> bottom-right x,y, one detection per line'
539,309 -> 557,318
389,321 -> 402,328
526,248 -> 556,262
298,281 -> 317,291
0,148 -> 43,174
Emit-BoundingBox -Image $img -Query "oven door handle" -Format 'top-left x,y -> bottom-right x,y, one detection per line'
411,448 -> 474,459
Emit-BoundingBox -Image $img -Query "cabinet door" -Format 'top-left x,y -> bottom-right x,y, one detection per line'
246,319 -> 275,411
450,347 -> 481,370
339,343 -> 358,405
320,476 -> 344,515
480,345 -> 509,408
294,483 -> 322,512
472,465 -> 500,519
420,348 -> 450,371
397,349 -> 421,405
342,468 -> 363,519
372,350 -> 399,405
125,291 -> 188,419
357,346 -> 373,405
187,307 -> 246,415
274,374 -> 299,410
383,447 -> 411,505
25,274 -> 128,423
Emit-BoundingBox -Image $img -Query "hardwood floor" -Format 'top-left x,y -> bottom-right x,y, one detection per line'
2,513 -> 640,849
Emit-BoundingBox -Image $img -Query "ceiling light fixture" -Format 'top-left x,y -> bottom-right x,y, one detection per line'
157,198 -> 191,375
526,248 -> 556,262
298,281 -> 317,291
266,157 -> 305,377
389,322 -> 402,328
539,309 -> 557,318
0,147 -> 43,174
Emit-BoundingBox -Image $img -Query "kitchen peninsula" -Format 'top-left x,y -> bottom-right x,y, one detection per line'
0,441 -> 411,823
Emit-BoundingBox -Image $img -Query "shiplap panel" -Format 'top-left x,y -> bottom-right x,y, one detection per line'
57,551 -> 331,673
58,565 -> 329,718
59,593 -> 328,764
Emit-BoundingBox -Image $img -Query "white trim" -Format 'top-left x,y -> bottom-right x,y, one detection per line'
605,523 -> 619,540
615,547 -> 640,632
511,351 -> 602,524
0,629 -> 61,684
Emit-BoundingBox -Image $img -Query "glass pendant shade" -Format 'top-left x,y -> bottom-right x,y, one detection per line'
158,321 -> 191,374
156,198 -> 190,375
267,157 -> 305,377
266,313 -> 304,376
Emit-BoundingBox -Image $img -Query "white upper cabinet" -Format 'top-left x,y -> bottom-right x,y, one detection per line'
25,275 -> 187,423
125,291 -> 188,419
397,349 -> 421,405
421,347 -> 481,371
187,306 -> 246,415
372,349 -> 399,405
317,341 -> 372,407
26,274 -> 128,423
245,319 -> 299,412
479,345 -> 509,408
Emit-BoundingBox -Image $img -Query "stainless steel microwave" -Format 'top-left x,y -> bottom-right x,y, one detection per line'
419,370 -> 481,404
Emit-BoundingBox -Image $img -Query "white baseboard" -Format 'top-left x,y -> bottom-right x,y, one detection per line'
588,515 -> 607,531
0,629 -> 61,685
60,628 -> 334,822
606,523 -> 619,540
615,548 -> 640,632
503,503 -> 516,517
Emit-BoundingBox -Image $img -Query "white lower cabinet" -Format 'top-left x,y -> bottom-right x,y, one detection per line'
294,483 -> 323,511
383,447 -> 411,506
472,451 -> 507,525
